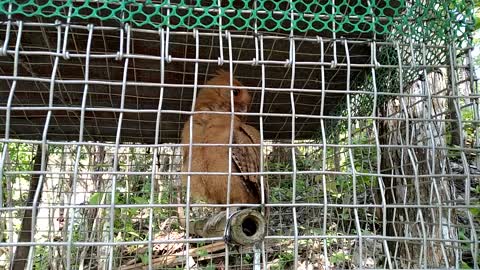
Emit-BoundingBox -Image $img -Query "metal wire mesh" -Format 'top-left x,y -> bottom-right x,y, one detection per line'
0,0 -> 479,269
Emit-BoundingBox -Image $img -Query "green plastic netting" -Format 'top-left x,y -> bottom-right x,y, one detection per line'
0,1 -> 473,41
2,0 -> 403,33
320,0 -> 474,141
1,1 -> 474,44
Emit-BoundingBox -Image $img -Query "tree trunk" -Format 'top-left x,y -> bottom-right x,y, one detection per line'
381,70 -> 458,268
12,145 -> 45,270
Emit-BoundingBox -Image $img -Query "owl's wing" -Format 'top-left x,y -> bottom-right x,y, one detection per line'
231,124 -> 268,204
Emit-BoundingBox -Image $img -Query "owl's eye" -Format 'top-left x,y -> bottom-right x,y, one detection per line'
233,89 -> 240,96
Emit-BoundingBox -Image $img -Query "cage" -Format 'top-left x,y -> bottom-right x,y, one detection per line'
0,0 -> 478,269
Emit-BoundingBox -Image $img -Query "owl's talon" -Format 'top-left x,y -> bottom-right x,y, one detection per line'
223,209 -> 241,244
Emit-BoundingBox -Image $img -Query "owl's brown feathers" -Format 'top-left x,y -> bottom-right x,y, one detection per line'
181,70 -> 267,206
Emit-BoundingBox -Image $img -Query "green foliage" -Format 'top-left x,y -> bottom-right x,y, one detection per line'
461,104 -> 476,145
196,248 -> 209,257
33,246 -> 50,269
461,261 -> 473,269
330,251 -> 350,264
1,143 -> 38,246
88,192 -> 102,205
269,249 -> 294,270
139,253 -> 149,265
475,1 -> 480,31
203,263 -> 216,270
242,253 -> 253,265
3,143 -> 36,203
269,159 -> 319,203
6,143 -> 35,172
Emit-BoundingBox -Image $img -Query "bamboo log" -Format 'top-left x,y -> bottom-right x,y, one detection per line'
191,209 -> 266,246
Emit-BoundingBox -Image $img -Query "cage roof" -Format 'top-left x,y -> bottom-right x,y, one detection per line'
3,0 -> 459,143
0,20 -> 377,143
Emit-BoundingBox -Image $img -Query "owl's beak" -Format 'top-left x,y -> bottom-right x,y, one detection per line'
235,103 -> 248,113
239,105 -> 248,113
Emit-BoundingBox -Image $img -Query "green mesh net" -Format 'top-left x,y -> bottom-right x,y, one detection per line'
320,0 -> 474,141
0,1 -> 473,43
1,0 -> 404,33
1,0 -> 473,46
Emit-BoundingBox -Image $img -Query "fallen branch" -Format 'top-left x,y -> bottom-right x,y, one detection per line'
120,242 -> 225,270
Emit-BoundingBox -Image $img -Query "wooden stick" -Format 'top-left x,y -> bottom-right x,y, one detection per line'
120,242 -> 225,270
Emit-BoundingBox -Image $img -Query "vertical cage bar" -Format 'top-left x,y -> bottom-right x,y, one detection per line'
107,23 -> 131,270
65,23 -> 94,270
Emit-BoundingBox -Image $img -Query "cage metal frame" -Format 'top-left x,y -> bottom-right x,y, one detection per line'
0,3 -> 479,269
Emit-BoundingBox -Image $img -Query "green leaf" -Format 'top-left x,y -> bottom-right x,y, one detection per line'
133,196 -> 149,204
460,261 -> 472,269
197,248 -> 208,257
139,253 -> 149,265
127,231 -> 140,238
470,207 -> 480,217
89,193 -> 101,205
330,251 -> 349,264
204,263 -> 216,270
113,193 -> 121,204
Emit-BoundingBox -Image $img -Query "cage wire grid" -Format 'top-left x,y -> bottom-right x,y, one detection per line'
0,0 -> 479,270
